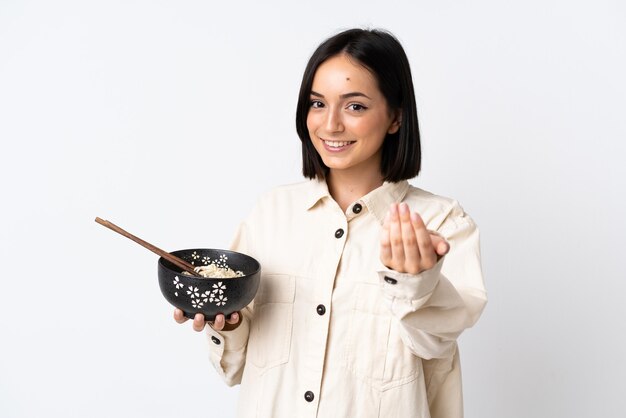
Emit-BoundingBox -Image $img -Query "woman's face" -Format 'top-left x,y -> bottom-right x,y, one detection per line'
307,53 -> 400,178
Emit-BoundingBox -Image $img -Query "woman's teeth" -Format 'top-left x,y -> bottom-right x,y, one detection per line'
324,140 -> 354,148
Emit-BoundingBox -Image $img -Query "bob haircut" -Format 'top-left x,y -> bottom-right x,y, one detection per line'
295,28 -> 421,182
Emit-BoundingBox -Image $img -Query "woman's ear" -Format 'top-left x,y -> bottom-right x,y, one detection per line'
387,109 -> 402,134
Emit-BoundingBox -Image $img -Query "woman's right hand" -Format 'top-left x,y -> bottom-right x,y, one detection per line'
174,309 -> 241,332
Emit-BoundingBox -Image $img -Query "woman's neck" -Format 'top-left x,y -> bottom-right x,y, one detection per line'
326,169 -> 384,213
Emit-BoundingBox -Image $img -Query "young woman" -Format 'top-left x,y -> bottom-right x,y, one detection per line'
175,28 -> 487,418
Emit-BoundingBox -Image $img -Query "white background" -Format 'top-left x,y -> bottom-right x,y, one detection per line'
1,0 -> 625,417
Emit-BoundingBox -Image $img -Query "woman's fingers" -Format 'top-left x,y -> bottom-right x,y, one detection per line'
174,308 -> 188,324
411,212 -> 436,269
175,309 -> 242,333
210,314 -> 227,331
399,203 -> 420,273
389,203 -> 405,266
429,233 -> 450,256
225,312 -> 240,325
193,313 -> 206,332
175,310 -> 241,332
380,203 -> 450,274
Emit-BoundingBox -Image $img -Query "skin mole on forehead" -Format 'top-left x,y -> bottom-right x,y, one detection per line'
346,77 -> 350,81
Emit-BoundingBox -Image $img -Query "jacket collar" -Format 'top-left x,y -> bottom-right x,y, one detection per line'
304,179 -> 410,225
303,179 -> 332,211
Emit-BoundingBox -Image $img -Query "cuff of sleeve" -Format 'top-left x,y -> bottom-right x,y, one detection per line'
205,315 -> 250,355
377,258 -> 444,301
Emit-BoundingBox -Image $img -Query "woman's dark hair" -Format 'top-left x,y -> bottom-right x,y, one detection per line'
296,28 -> 421,182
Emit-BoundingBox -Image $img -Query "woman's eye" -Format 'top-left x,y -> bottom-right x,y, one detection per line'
310,100 -> 324,109
348,103 -> 367,112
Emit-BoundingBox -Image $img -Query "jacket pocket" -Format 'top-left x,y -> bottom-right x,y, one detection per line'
346,283 -> 422,391
248,274 -> 295,372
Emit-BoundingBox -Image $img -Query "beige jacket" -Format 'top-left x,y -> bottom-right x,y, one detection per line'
205,180 -> 487,418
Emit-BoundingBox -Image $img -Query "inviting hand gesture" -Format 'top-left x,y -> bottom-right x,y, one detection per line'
380,203 -> 450,275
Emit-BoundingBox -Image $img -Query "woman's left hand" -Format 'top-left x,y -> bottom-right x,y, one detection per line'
380,202 -> 450,275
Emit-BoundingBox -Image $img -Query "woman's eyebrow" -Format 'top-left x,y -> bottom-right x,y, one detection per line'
310,90 -> 372,100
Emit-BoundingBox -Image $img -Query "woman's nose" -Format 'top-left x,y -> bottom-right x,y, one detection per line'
324,107 -> 344,133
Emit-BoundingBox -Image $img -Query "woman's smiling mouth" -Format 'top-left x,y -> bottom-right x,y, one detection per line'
322,139 -> 356,152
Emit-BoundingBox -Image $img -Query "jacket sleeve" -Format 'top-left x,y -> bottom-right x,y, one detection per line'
377,202 -> 487,360
204,220 -> 254,386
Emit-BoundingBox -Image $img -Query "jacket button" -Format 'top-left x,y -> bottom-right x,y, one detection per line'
335,228 -> 344,238
352,203 -> 362,213
316,304 -> 326,315
211,336 -> 221,345
384,276 -> 398,285
304,391 -> 315,402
